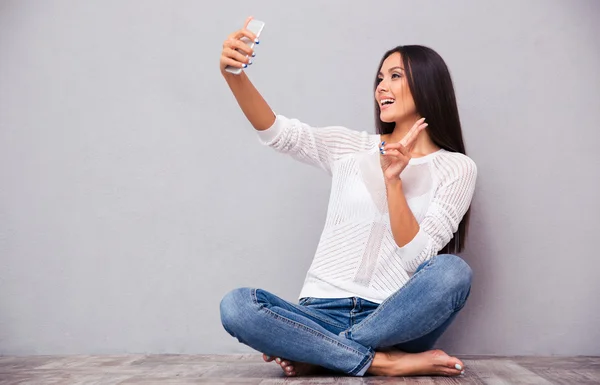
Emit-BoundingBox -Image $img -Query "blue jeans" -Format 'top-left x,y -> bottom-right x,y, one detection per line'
220,254 -> 472,376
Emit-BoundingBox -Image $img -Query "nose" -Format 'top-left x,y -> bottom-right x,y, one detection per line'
376,80 -> 388,93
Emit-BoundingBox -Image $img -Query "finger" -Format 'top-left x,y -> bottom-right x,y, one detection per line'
382,143 -> 409,156
242,16 -> 260,43
382,149 -> 402,157
231,17 -> 256,41
227,25 -> 258,45
233,28 -> 258,44
382,150 -> 409,164
223,47 -> 252,65
243,16 -> 254,29
408,123 -> 428,147
382,142 -> 406,151
400,118 -> 427,146
226,38 -> 254,57
399,117 -> 425,146
400,123 -> 426,148
230,17 -> 258,44
381,146 -> 402,157
397,143 -> 409,156
263,354 -> 274,362
221,56 -> 246,69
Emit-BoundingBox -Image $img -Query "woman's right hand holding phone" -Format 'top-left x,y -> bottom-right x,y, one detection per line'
220,17 -> 258,75
219,17 -> 273,130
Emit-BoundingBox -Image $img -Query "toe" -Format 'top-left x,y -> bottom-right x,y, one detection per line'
441,367 -> 462,376
449,370 -> 462,376
263,354 -> 273,362
447,358 -> 464,370
284,366 -> 294,375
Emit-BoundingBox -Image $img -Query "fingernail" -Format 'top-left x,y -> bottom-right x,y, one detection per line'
381,141 -> 386,145
252,52 -> 256,57
276,358 -> 281,363
255,39 -> 260,44
266,355 -> 271,360
382,150 -> 386,154
249,59 -> 253,65
455,364 -> 462,370
243,63 -> 248,68
461,370 -> 465,375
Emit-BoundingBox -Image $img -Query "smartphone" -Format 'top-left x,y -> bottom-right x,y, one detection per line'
225,19 -> 265,75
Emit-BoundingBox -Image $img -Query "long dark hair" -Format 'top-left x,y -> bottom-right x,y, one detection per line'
374,45 -> 470,254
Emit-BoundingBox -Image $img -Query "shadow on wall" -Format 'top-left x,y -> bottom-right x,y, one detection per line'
435,190 -> 495,354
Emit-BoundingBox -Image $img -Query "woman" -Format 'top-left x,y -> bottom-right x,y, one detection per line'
219,17 -> 477,378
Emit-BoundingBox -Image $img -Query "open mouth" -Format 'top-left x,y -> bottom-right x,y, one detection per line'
380,98 -> 395,108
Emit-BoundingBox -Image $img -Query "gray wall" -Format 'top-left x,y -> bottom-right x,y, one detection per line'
1,0 -> 599,356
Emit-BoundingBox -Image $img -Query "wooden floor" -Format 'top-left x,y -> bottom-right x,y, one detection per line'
0,354 -> 599,384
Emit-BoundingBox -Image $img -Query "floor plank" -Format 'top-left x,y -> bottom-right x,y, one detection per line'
0,354 -> 598,384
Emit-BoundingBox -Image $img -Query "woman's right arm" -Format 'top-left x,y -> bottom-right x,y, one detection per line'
219,17 -> 275,131
219,18 -> 371,174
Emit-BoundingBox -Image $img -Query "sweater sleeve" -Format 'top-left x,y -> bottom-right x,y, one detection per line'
396,155 -> 478,272
256,114 -> 371,175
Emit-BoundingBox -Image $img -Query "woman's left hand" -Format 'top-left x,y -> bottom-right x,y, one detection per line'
380,118 -> 428,184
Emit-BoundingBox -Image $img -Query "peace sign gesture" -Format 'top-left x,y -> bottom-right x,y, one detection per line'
380,118 -> 429,184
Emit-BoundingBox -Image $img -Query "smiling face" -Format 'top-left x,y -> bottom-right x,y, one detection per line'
375,52 -> 417,124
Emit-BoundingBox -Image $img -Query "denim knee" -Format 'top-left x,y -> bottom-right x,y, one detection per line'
435,254 -> 473,292
220,287 -> 254,335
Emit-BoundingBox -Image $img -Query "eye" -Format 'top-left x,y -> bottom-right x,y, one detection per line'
376,77 -> 383,84
392,73 -> 402,79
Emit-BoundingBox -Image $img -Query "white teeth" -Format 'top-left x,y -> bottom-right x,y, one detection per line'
381,98 -> 395,106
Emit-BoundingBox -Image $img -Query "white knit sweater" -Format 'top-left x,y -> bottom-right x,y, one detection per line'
256,114 -> 478,304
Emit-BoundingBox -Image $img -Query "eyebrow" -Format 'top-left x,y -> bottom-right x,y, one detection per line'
378,66 -> 404,76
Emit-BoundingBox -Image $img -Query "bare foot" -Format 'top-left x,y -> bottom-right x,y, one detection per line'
367,349 -> 465,377
262,353 -> 324,377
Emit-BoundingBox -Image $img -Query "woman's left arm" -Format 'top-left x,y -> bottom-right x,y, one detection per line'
384,159 -> 477,272
380,119 -> 477,272
386,180 -> 420,248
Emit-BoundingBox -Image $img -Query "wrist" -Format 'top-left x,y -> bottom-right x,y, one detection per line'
221,68 -> 245,82
385,177 -> 402,190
